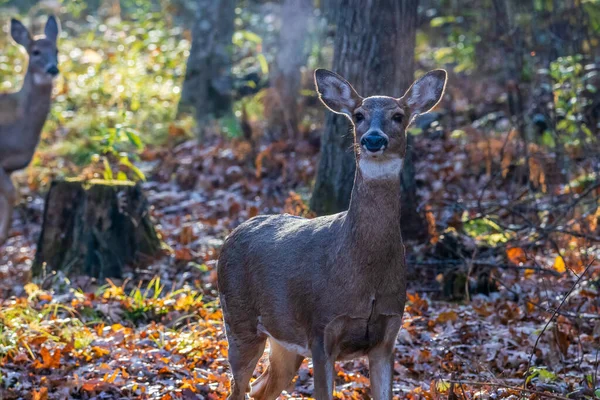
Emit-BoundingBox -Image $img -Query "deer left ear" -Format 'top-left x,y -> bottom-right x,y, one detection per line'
44,16 -> 60,43
400,69 -> 447,116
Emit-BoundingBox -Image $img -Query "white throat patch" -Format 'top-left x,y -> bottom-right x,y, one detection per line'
33,73 -> 53,86
359,157 -> 403,180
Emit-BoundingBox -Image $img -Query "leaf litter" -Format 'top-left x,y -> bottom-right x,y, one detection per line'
0,132 -> 599,399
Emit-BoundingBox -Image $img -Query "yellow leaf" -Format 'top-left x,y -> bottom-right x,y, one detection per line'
554,256 -> 566,273
24,283 -> 40,296
524,268 -> 535,278
436,379 -> 451,393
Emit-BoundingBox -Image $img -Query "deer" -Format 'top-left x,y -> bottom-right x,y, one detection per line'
0,16 -> 60,245
217,67 -> 447,400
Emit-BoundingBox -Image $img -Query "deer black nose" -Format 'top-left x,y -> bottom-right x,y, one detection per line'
360,133 -> 388,152
47,66 -> 59,76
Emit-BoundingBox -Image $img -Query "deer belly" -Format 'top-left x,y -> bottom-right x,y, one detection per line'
328,314 -> 402,361
257,317 -> 312,357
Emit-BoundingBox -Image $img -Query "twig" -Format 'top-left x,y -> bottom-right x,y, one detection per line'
523,259 -> 595,389
450,379 -> 571,400
409,259 -> 562,276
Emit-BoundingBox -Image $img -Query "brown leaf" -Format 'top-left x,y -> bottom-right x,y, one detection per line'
436,310 -> 458,324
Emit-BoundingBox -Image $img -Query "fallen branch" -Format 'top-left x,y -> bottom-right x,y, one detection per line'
409,259 -> 562,276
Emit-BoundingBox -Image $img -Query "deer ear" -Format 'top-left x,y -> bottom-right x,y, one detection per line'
44,16 -> 60,43
314,69 -> 362,117
11,18 -> 31,48
401,69 -> 447,116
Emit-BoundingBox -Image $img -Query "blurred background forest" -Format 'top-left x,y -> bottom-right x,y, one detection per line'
1,0 -> 600,399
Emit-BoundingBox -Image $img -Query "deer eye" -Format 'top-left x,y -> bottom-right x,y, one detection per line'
353,113 -> 364,122
392,113 -> 404,123
32,50 -> 41,56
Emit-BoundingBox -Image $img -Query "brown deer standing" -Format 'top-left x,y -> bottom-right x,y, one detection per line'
0,16 -> 60,245
218,68 -> 447,400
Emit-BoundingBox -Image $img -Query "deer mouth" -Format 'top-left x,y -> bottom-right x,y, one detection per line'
361,147 -> 385,158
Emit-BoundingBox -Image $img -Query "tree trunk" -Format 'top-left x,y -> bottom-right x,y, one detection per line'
268,0 -> 313,139
178,0 -> 235,135
310,0 -> 425,239
33,179 -> 162,279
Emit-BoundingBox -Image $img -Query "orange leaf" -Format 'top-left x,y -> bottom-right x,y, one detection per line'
33,347 -> 61,369
32,387 -> 48,400
175,247 -> 194,261
82,379 -> 102,392
506,247 -> 527,265
106,369 -> 119,384
92,346 -> 110,357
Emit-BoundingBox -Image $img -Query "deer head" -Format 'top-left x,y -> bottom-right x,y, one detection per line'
10,16 -> 60,86
314,69 -> 447,180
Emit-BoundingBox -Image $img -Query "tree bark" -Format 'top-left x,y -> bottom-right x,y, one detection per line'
310,0 -> 424,239
268,0 -> 314,139
33,179 -> 162,279
178,0 -> 236,134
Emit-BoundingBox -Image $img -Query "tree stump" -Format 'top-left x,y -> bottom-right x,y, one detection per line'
33,179 -> 162,279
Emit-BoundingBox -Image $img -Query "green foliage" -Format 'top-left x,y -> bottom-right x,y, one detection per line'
0,11 -> 188,180
549,55 -> 596,146
526,367 -> 558,385
430,28 -> 480,73
463,214 -> 511,245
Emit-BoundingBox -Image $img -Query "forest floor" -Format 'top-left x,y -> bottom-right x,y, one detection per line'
1,132 -> 599,400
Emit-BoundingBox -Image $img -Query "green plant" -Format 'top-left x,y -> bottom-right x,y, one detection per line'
549,55 -> 597,147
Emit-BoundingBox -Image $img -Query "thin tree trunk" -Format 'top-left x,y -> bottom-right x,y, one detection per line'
178,0 -> 235,136
311,0 -> 424,239
268,0 -> 313,139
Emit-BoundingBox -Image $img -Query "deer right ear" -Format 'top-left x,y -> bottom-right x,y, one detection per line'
10,19 -> 31,48
314,69 -> 362,117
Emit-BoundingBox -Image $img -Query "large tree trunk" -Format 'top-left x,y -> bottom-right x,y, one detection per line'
310,0 -> 424,239
33,180 -> 161,279
267,0 -> 313,139
178,0 -> 235,135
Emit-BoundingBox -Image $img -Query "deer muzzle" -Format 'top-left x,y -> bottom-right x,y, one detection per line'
46,65 -> 59,76
360,131 -> 388,153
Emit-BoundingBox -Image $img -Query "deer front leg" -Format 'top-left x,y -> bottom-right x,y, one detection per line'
0,168 -> 16,245
368,317 -> 402,400
368,345 -> 395,400
311,337 -> 335,400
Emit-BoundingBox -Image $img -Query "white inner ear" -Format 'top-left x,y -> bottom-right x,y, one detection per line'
359,157 -> 404,180
322,76 -> 352,114
407,76 -> 440,112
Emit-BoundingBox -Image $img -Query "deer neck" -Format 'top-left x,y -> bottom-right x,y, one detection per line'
343,156 -> 403,256
18,69 -> 53,147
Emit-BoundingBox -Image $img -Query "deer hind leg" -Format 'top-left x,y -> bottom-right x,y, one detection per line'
225,332 -> 266,400
0,168 -> 15,246
250,339 -> 304,400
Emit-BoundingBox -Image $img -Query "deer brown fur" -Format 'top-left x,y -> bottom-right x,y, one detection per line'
218,68 -> 447,400
0,16 -> 60,245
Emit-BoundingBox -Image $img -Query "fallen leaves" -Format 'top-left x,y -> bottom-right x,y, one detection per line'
33,347 -> 61,369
